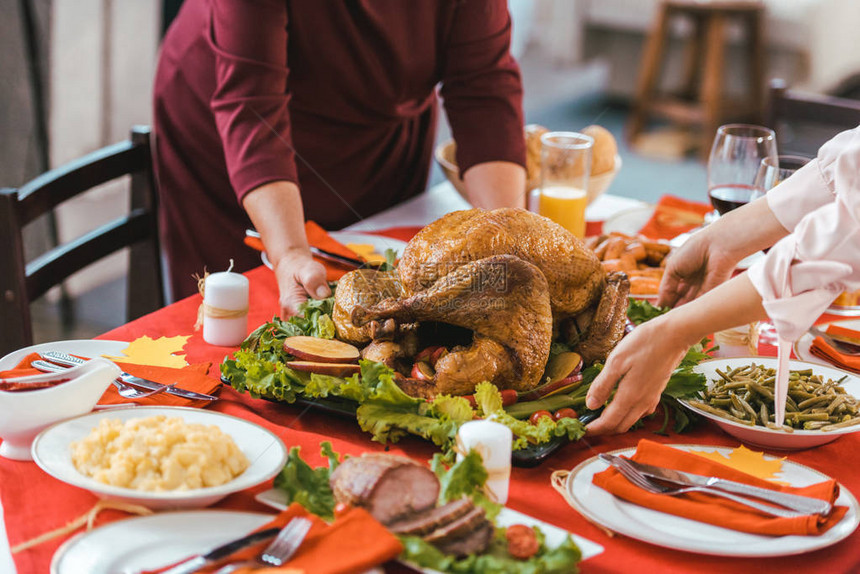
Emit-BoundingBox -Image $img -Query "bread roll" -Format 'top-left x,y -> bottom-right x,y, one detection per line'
582,125 -> 618,174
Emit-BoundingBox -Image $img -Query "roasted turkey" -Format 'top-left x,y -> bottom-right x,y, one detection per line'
334,208 -> 630,396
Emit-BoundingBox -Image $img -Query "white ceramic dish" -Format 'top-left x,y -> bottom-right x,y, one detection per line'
567,444 -> 860,556
32,406 -> 287,510
0,358 -> 119,461
681,357 -> 860,450
262,232 -> 408,270
794,319 -> 860,368
601,204 -> 655,236
51,510 -> 272,574
255,488 -> 605,567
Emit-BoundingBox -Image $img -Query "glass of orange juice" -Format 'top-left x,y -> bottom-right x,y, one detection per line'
537,132 -> 594,238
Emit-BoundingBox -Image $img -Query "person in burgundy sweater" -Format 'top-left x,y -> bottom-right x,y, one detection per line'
153,0 -> 528,315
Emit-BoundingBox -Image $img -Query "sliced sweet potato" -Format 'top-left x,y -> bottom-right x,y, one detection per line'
283,336 -> 361,363
286,361 -> 361,376
544,351 -> 583,384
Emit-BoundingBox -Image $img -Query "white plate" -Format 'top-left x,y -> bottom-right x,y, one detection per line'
566,444 -> 860,557
32,406 -> 287,510
51,510 -> 272,574
681,357 -> 860,449
601,205 -> 655,236
0,339 -> 131,371
255,488 -> 604,566
794,319 -> 860,368
261,232 -> 408,270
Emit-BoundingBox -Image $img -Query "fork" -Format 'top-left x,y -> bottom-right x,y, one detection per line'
30,359 -> 172,400
608,455 -> 804,518
809,326 -> 860,356
213,517 -> 313,573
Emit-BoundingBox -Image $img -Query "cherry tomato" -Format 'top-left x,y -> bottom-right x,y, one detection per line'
553,407 -> 578,421
506,524 -> 540,559
499,389 -> 519,407
430,346 -> 449,367
334,502 -> 351,517
529,410 -> 552,425
415,346 -> 442,363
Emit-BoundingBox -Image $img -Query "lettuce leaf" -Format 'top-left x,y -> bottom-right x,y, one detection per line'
273,442 -> 343,520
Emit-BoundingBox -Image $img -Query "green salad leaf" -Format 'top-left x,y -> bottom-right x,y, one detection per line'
273,442 -> 344,520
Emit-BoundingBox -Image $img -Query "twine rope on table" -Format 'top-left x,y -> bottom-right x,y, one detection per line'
550,470 -> 615,538
193,260 -> 249,331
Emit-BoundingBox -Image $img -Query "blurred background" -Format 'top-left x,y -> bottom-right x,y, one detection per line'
4,0 -> 860,341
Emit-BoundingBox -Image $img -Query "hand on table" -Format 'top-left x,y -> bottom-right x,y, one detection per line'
585,317 -> 690,435
274,248 -> 331,317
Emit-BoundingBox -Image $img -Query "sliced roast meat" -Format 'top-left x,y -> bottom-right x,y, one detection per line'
329,453 -> 440,524
435,521 -> 495,557
423,506 -> 488,544
387,497 -> 475,536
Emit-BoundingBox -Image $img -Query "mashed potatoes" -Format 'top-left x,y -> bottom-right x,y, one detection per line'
71,415 -> 249,491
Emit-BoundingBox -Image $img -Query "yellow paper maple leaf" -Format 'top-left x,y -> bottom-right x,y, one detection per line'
103,335 -> 190,368
689,445 -> 788,484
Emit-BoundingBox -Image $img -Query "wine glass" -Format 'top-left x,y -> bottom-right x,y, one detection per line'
707,124 -> 777,217
751,154 -> 812,201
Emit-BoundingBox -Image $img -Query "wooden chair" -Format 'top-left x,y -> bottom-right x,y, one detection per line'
766,78 -> 860,157
0,126 -> 164,356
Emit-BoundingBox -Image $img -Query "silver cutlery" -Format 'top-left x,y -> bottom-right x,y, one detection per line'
31,359 -> 171,400
213,517 -> 313,574
601,453 -> 832,516
160,527 -> 282,574
601,454 -> 805,518
39,351 -> 218,402
809,326 -> 860,356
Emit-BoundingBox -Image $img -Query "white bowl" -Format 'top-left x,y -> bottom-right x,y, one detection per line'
681,357 -> 860,450
32,406 -> 288,510
0,358 -> 119,460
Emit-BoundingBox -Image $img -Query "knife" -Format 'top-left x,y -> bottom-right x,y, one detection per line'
600,454 -> 832,516
39,351 -> 218,402
160,527 -> 280,574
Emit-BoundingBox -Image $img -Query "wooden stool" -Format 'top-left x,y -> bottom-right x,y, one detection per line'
627,0 -> 765,156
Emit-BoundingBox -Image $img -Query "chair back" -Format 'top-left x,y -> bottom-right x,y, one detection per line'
767,78 -> 860,157
0,126 -> 164,356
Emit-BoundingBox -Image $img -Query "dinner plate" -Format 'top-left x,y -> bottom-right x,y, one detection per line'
0,339 -> 131,371
32,406 -> 287,510
566,444 -> 860,556
601,204 -> 655,236
261,232 -> 408,270
794,319 -> 860,368
681,357 -> 860,449
51,510 -> 272,573
255,488 -> 605,566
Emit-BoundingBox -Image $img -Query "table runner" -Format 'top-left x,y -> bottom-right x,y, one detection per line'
3,231 -> 860,573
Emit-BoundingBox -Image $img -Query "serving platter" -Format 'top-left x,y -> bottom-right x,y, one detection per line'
566,444 -> 860,556
32,406 -> 287,510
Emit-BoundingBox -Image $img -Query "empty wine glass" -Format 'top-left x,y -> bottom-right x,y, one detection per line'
751,154 -> 812,201
707,124 -> 777,217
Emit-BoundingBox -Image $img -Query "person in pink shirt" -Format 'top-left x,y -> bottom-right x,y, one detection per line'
586,125 -> 860,435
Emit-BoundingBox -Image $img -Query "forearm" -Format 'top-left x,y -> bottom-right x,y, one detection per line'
703,196 -> 790,262
242,180 -> 309,264
462,161 -> 526,209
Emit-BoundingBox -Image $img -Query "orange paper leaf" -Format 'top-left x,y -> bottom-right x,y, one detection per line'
103,335 -> 190,368
689,445 -> 788,485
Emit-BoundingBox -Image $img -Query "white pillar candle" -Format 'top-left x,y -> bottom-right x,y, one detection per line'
456,419 -> 512,504
202,270 -> 249,346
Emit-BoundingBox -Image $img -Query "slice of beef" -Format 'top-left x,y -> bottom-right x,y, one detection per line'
329,453 -> 440,524
388,497 -> 475,536
435,521 -> 495,557
423,506 -> 488,544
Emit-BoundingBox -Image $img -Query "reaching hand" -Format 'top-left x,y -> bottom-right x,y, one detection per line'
584,317 -> 690,435
657,231 -> 737,309
274,248 -> 331,317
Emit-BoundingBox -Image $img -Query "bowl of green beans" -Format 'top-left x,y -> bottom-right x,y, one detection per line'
680,357 -> 860,450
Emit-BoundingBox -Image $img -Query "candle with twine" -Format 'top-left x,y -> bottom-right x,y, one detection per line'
455,419 -> 512,504
196,260 -> 249,347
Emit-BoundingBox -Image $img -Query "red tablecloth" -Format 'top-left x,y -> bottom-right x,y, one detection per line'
3,231 -> 860,573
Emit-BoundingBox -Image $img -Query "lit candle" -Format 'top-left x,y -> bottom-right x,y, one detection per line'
456,419 -> 512,504
202,267 -> 249,347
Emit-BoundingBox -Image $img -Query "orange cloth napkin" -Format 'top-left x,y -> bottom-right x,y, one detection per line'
244,221 -> 363,282
638,195 -> 713,240
810,338 -> 860,374
0,354 -> 218,407
146,503 -> 403,574
592,439 -> 847,536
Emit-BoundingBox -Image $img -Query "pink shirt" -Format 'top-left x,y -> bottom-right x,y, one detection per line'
748,125 -> 860,341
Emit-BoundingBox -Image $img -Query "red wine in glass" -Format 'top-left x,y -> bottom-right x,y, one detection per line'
708,184 -> 757,215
